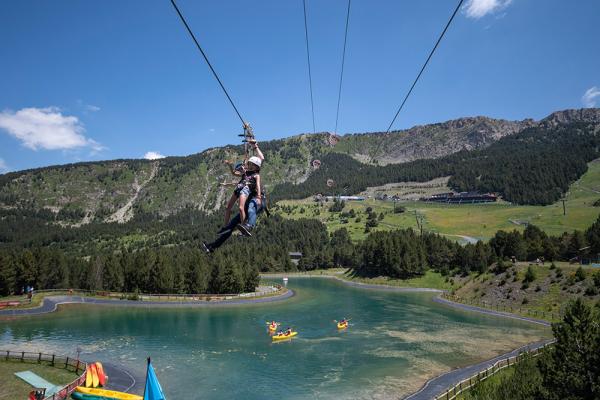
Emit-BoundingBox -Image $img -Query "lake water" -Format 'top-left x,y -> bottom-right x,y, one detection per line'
0,278 -> 550,399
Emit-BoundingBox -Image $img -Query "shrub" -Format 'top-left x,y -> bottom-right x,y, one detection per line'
555,268 -> 564,278
575,266 -> 586,282
584,286 -> 598,296
524,266 -> 537,283
522,297 -> 529,304
493,259 -> 509,275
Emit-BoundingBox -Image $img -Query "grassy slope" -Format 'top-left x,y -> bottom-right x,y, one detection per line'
456,365 -> 515,400
0,359 -> 80,400
277,160 -> 600,241
453,262 -> 600,319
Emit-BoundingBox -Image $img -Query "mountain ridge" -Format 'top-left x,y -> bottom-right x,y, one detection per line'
1,108 -> 598,224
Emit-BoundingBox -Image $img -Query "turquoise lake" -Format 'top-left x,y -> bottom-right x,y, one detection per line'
0,278 -> 550,399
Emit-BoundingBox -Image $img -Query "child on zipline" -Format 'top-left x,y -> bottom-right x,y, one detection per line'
220,141 -> 264,234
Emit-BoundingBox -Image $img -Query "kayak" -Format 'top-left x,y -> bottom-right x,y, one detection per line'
85,366 -> 93,387
90,363 -> 100,387
337,321 -> 348,329
272,331 -> 298,341
75,387 -> 142,400
71,391 -> 117,400
95,362 -> 107,386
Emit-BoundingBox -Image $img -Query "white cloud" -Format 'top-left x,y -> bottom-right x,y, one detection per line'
0,107 -> 104,152
0,158 -> 8,173
144,151 -> 166,160
77,99 -> 101,113
462,0 -> 512,19
582,86 -> 600,108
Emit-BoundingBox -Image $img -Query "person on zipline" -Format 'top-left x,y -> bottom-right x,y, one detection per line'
202,142 -> 265,254
222,140 -> 264,226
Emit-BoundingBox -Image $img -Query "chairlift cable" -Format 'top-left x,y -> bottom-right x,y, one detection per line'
385,0 -> 464,133
334,0 -> 351,135
370,0 -> 464,162
302,0 -> 317,134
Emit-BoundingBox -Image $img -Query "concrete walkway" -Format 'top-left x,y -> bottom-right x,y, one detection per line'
0,289 -> 294,317
402,339 -> 553,400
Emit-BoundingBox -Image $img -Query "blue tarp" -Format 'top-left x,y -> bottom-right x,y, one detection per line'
144,360 -> 166,400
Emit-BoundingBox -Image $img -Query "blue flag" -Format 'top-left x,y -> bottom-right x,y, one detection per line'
144,359 -> 166,400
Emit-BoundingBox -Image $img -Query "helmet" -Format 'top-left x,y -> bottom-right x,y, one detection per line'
248,156 -> 262,168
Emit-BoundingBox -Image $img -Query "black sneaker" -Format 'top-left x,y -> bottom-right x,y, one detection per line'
201,242 -> 213,254
237,223 -> 253,237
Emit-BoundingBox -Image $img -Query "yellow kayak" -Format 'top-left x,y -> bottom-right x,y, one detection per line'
337,321 -> 348,329
272,331 -> 298,341
75,386 -> 143,400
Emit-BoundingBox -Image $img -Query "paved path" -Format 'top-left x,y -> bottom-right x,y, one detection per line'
402,339 -> 553,400
262,273 -> 444,293
0,289 -> 294,316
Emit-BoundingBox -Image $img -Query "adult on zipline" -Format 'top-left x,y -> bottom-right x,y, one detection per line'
202,141 -> 266,254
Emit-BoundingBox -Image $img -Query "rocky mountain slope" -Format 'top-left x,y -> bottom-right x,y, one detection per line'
0,108 -> 598,225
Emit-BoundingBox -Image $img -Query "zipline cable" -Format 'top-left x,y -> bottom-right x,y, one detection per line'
385,0 -> 464,133
369,0 -> 464,163
302,0 -> 316,134
334,0 -> 351,135
169,0 -> 246,126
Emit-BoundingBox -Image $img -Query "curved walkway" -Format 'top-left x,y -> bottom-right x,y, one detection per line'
433,296 -> 550,327
0,289 -> 294,317
262,273 -> 444,293
402,339 -> 553,400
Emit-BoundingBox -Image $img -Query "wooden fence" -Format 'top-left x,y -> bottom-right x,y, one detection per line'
442,294 -> 561,321
0,285 -> 283,308
433,342 -> 553,400
2,350 -> 87,400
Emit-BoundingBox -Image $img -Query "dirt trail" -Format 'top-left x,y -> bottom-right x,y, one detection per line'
106,162 -> 158,223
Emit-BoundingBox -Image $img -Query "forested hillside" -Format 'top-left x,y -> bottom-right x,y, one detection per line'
273,122 -> 600,205
2,108 -> 598,225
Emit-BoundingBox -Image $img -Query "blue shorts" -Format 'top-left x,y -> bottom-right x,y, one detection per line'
237,186 -> 251,198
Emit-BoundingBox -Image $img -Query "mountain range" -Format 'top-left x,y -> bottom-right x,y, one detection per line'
1,108 -> 599,225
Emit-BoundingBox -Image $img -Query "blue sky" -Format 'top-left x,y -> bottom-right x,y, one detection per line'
0,0 -> 599,173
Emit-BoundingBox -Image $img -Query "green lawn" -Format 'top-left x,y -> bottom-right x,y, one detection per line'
277,160 -> 600,241
0,359 -> 81,400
